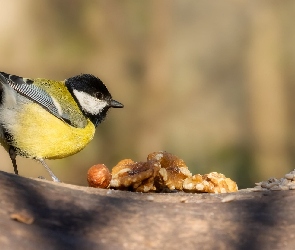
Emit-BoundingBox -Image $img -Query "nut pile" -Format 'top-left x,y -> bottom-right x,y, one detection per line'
253,169 -> 295,191
87,151 -> 238,193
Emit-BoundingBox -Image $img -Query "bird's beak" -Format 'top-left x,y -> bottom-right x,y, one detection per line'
110,99 -> 124,108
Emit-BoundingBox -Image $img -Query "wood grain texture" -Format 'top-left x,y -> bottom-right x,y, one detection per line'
0,171 -> 294,250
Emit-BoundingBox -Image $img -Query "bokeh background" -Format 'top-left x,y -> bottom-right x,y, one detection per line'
0,0 -> 294,188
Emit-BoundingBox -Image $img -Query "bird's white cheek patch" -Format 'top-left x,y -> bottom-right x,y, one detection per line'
73,90 -> 107,115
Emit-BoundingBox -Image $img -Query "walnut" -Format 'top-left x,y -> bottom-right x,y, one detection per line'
147,151 -> 192,190
87,164 -> 112,189
183,172 -> 238,193
110,159 -> 160,192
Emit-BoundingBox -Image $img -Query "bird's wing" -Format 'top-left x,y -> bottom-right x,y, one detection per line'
0,72 -> 72,125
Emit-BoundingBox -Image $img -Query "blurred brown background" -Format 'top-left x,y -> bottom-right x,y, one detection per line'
0,0 -> 294,188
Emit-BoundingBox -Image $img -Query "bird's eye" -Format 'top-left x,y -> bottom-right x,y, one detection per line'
95,92 -> 103,99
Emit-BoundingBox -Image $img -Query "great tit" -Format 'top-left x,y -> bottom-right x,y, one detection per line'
0,72 -> 123,182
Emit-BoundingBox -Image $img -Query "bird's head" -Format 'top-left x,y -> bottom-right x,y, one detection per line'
66,74 -> 123,127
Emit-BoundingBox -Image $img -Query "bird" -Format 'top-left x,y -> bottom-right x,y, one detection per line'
0,72 -> 123,182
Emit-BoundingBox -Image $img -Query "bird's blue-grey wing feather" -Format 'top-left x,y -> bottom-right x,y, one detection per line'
0,72 -> 64,123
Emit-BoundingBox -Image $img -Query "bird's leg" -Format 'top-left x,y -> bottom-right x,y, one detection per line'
9,146 -> 18,175
38,159 -> 61,182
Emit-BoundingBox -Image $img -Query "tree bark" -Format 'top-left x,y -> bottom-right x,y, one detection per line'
0,171 -> 294,250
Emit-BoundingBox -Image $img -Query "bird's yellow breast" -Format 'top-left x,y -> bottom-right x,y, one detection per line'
14,102 -> 95,159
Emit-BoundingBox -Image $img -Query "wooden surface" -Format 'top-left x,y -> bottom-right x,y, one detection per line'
0,171 -> 294,250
